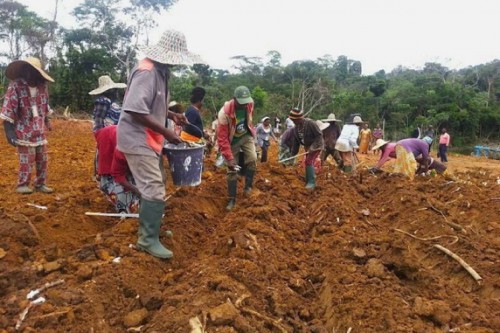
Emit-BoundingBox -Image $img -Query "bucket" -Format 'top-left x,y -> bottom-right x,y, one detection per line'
163,143 -> 205,186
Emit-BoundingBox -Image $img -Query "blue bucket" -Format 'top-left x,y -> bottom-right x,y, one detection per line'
163,143 -> 205,186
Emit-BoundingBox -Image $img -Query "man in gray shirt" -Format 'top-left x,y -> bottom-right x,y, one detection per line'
117,30 -> 205,259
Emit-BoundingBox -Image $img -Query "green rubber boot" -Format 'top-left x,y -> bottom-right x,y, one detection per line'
244,168 -> 255,195
137,199 -> 173,259
226,179 -> 238,211
343,165 -> 352,173
305,165 -> 316,189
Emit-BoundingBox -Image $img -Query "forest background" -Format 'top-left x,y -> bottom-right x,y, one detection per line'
1,0 -> 499,146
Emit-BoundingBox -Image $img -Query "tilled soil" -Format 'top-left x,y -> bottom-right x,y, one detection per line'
0,119 -> 499,333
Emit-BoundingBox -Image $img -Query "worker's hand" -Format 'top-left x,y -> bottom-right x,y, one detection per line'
45,121 -> 52,131
226,159 -> 237,171
163,128 -> 182,144
3,122 -> 18,147
171,112 -> 188,126
368,167 -> 380,174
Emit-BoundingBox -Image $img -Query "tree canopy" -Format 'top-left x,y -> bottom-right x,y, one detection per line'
0,0 -> 499,144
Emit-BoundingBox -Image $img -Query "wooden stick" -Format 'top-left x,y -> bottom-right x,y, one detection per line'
426,200 -> 465,232
278,151 -> 308,163
230,298 -> 288,333
85,212 -> 139,218
394,229 -> 459,245
433,244 -> 483,285
238,307 -> 288,333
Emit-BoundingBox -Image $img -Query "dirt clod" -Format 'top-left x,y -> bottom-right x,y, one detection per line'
123,308 -> 149,327
208,301 -> 239,326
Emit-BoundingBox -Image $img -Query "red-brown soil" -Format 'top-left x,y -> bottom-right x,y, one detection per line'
0,119 -> 499,333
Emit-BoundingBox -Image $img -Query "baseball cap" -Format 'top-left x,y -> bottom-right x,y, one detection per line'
234,86 -> 253,105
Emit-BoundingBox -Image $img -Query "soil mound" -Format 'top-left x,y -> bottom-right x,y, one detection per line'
0,120 -> 498,332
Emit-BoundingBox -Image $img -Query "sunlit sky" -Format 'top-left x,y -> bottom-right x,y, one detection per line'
19,0 -> 500,74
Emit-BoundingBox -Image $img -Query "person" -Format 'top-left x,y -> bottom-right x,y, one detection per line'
358,122 -> 372,154
184,87 -> 209,137
165,101 -> 184,135
438,128 -> 450,163
319,113 -> 343,167
287,108 -> 325,189
1,57 -> 55,194
370,138 -> 430,180
273,116 -> 281,135
278,127 -> 296,166
372,123 -> 384,154
95,125 -> 140,213
256,116 -> 277,162
415,155 -> 449,176
335,115 -> 364,172
411,126 -> 422,139
89,75 -> 127,132
117,29 -> 203,259
285,115 -> 295,129
217,86 -> 257,210
425,125 -> 435,153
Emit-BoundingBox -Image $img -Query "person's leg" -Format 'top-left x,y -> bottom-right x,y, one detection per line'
442,145 -> 448,162
240,135 -> 257,194
34,144 -> 53,192
261,141 -> 269,162
340,151 -> 352,172
305,150 -> 320,189
226,141 -> 242,210
125,153 -> 171,258
17,145 -> 35,193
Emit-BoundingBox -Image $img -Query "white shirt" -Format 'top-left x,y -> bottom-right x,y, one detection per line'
335,124 -> 360,152
285,118 -> 295,129
29,86 -> 39,117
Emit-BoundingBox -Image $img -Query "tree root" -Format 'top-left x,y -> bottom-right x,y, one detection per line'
433,244 -> 483,285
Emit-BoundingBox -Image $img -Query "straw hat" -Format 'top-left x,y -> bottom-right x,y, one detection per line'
316,120 -> 330,131
88,75 -> 127,95
371,138 -> 389,150
352,115 -> 364,124
6,57 -> 54,82
138,30 -> 206,66
321,113 -> 342,122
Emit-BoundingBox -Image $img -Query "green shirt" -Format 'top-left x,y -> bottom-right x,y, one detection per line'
231,107 -> 249,144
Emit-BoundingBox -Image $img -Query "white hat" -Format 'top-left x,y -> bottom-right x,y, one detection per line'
88,75 -> 127,95
321,113 -> 342,122
316,120 -> 330,131
6,57 -> 54,82
139,30 -> 206,66
371,139 -> 389,150
352,116 -> 364,124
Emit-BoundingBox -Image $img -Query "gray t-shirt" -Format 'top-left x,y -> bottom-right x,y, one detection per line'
117,58 -> 169,156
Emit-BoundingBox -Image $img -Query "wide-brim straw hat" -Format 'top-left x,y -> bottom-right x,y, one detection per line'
138,30 -> 206,66
316,120 -> 330,131
89,75 -> 127,95
371,138 -> 389,150
352,115 -> 364,124
6,57 -> 54,82
321,113 -> 342,122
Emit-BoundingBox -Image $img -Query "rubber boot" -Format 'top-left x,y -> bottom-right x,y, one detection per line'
343,165 -> 352,173
136,199 -> 173,259
305,165 -> 316,189
226,179 -> 237,211
244,168 -> 255,195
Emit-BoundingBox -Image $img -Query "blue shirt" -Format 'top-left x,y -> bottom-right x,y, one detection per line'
185,105 -> 203,133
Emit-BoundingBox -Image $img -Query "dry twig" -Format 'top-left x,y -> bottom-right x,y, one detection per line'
394,229 -> 459,245
433,244 -> 482,285
231,298 -> 288,333
426,200 -> 465,232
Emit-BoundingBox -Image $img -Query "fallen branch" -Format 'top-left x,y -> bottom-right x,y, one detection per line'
426,200 -> 465,232
433,244 -> 482,285
394,229 -> 459,245
230,298 -> 288,333
27,279 -> 65,300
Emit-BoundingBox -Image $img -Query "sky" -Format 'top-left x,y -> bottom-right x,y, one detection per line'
18,0 -> 500,75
